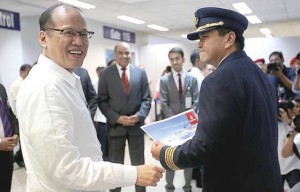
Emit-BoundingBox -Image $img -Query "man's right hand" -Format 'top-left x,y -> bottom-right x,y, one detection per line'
135,165 -> 165,187
117,116 -> 135,127
0,137 -> 18,151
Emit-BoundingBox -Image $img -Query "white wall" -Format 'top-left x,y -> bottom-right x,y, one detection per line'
21,16 -> 41,64
0,28 -> 23,105
245,37 -> 300,66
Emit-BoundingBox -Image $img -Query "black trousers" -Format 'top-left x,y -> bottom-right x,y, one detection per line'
108,134 -> 145,192
0,151 -> 14,192
95,122 -> 109,161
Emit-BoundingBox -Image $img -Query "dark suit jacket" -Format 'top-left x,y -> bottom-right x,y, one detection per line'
74,68 -> 98,119
0,83 -> 19,136
160,71 -> 198,117
160,51 -> 282,192
98,64 -> 151,136
0,83 -> 19,191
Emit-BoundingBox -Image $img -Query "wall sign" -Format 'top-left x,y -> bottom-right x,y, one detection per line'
103,25 -> 135,43
0,9 -> 20,31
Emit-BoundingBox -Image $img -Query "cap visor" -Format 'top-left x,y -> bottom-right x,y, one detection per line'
187,27 -> 218,40
187,31 -> 200,40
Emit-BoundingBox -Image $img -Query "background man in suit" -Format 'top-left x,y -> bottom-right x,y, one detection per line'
98,42 -> 152,192
73,67 -> 98,119
159,47 -> 199,192
151,7 -> 282,192
0,83 -> 19,192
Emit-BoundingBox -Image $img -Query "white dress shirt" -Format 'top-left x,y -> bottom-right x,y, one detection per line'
277,122 -> 300,175
189,67 -> 204,91
92,77 -> 107,123
116,63 -> 130,81
10,76 -> 23,114
16,54 -> 136,192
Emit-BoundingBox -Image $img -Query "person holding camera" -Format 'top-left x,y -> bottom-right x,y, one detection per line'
267,51 -> 296,100
278,98 -> 300,191
292,53 -> 300,95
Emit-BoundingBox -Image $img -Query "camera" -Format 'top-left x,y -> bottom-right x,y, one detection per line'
278,100 -> 294,112
296,68 -> 300,75
267,62 -> 280,72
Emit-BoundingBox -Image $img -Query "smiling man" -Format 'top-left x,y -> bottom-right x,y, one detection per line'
16,4 -> 164,192
151,7 -> 282,192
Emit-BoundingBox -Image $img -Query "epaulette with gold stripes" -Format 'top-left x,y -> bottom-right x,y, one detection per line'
165,146 -> 180,171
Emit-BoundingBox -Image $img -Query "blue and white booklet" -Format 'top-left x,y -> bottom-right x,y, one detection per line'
141,109 -> 198,146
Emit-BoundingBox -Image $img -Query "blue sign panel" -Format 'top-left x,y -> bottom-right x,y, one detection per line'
0,9 -> 20,31
103,25 -> 135,43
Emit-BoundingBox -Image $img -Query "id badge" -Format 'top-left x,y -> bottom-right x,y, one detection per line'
185,96 -> 192,109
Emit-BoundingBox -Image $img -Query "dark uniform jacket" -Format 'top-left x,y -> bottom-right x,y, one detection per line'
160,50 -> 282,192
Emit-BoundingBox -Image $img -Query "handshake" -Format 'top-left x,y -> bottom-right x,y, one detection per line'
135,141 -> 166,187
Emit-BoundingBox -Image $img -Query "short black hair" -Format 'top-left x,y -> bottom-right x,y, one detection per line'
96,66 -> 104,71
269,51 -> 284,60
168,47 -> 184,58
190,49 -> 200,66
165,66 -> 171,73
20,64 -> 32,72
107,59 -> 116,66
216,28 -> 244,50
296,53 -> 300,60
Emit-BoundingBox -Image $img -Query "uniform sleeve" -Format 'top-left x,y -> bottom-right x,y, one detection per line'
159,77 -> 241,170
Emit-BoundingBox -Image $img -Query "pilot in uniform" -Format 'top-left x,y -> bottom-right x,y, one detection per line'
151,7 -> 282,192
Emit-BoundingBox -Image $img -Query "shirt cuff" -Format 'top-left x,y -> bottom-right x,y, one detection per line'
123,165 -> 137,185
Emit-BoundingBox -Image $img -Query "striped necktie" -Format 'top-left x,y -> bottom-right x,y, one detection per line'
0,99 -> 13,137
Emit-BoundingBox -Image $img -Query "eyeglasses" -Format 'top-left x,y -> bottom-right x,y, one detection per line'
43,28 -> 94,39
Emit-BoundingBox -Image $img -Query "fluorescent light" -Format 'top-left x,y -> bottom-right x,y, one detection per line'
147,24 -> 169,31
181,34 -> 187,38
232,2 -> 252,14
246,15 -> 262,24
118,0 -> 149,3
260,28 -> 271,34
58,0 -> 96,9
117,15 -> 145,24
265,33 -> 273,39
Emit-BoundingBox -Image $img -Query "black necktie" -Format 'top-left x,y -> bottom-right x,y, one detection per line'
178,73 -> 182,97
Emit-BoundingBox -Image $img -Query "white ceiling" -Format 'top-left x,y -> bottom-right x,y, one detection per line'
2,0 -> 300,43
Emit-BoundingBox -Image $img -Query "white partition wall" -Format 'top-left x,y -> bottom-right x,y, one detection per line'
0,28 -> 23,104
245,37 -> 300,65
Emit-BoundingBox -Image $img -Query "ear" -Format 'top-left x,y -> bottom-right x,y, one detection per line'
39,31 -> 47,48
224,31 -> 236,49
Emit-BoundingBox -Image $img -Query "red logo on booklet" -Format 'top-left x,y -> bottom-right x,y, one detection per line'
186,111 -> 198,125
